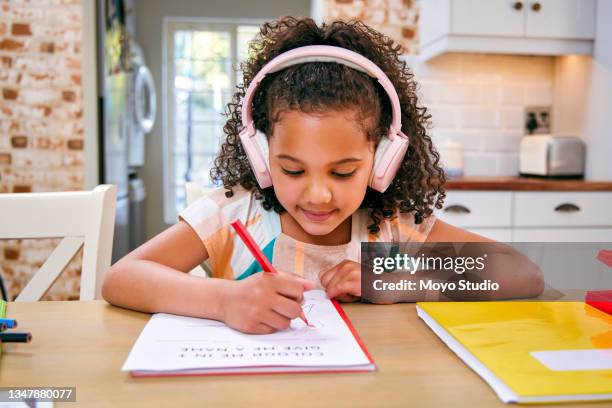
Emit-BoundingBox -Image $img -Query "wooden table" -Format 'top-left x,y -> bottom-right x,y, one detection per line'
0,301 -> 608,407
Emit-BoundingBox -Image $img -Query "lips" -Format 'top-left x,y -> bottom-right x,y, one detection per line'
301,208 -> 336,222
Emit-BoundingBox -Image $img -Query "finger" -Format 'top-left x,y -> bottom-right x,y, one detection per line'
335,293 -> 360,303
273,274 -> 313,299
319,264 -> 339,288
280,270 -> 305,279
250,322 -> 277,335
327,274 -> 360,300
271,294 -> 302,320
325,268 -> 353,298
302,279 -> 316,291
261,309 -> 292,331
277,271 -> 316,291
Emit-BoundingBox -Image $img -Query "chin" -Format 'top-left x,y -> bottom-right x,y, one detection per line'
296,215 -> 339,236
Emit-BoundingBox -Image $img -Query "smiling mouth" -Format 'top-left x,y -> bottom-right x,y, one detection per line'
301,208 -> 336,222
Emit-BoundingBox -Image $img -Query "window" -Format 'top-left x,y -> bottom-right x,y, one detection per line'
164,19 -> 261,223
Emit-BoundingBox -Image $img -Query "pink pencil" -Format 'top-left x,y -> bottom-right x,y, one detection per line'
231,220 -> 311,326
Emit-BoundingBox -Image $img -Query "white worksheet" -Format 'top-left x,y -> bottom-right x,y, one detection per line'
122,290 -> 374,376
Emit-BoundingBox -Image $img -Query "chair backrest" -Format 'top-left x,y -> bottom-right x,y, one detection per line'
0,185 -> 117,301
184,182 -> 217,277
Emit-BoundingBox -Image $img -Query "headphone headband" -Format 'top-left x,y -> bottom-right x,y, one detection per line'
241,45 -> 403,135
237,45 -> 409,193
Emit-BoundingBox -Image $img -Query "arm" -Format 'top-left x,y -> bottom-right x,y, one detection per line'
425,219 -> 544,300
101,220 -> 314,333
101,220 -> 227,319
364,220 -> 544,302
321,219 -> 544,303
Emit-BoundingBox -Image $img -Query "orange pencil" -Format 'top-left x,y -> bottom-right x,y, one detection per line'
231,220 -> 311,326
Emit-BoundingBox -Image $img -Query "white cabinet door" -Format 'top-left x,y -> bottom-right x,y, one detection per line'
420,0 -> 452,46
452,0 -> 524,37
436,191 -> 513,228
514,192 -> 612,227
525,0 -> 596,39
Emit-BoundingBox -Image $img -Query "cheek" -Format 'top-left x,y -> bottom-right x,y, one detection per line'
349,172 -> 371,200
269,167 -> 296,204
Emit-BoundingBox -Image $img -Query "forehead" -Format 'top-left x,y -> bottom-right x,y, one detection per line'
269,110 -> 372,161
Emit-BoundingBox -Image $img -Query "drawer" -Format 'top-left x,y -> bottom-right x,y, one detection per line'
514,192 -> 612,227
436,191 -> 512,228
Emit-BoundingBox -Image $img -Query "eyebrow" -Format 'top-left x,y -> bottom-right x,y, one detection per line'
276,154 -> 362,165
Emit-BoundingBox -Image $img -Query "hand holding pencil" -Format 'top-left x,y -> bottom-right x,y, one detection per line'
218,220 -> 314,334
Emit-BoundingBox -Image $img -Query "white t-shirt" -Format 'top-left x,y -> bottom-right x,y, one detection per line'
179,186 -> 436,287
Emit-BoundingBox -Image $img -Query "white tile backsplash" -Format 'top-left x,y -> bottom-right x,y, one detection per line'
463,152 -> 499,176
428,106 -> 458,128
501,108 -> 524,130
406,53 -> 555,176
502,84 -> 525,105
496,153 -> 520,175
525,84 -> 553,106
438,83 -> 479,104
410,53 -> 461,79
481,131 -> 523,152
480,84 -> 502,105
432,130 -> 482,151
459,107 -> 501,129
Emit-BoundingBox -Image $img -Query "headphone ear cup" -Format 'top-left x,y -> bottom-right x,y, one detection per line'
369,134 -> 409,192
238,128 -> 273,188
254,130 -> 271,171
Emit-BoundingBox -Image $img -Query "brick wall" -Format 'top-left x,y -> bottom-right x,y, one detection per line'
0,0 -> 84,300
324,0 -> 554,176
324,0 -> 419,54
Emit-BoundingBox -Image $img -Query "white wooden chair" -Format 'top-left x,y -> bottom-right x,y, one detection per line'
184,182 -> 217,277
0,185 -> 117,301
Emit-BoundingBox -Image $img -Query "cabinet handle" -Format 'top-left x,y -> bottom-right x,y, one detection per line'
513,1 -> 523,10
532,2 -> 541,11
554,203 -> 580,213
444,205 -> 471,214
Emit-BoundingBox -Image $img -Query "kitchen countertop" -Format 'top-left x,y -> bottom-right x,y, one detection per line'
444,176 -> 612,191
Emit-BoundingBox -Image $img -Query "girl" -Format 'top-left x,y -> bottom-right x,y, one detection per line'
102,17 -> 543,334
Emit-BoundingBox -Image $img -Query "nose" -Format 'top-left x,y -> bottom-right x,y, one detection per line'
304,178 -> 332,205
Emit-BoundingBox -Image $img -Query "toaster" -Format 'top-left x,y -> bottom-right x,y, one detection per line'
519,135 -> 585,178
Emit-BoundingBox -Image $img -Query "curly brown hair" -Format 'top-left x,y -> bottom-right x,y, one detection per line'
210,16 -> 446,234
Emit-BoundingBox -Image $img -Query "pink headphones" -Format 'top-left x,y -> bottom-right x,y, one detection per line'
238,45 -> 409,193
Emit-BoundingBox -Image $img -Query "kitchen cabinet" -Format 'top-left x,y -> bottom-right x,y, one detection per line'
438,191 -> 512,228
436,190 -> 612,242
524,0 -> 596,39
513,192 -> 612,228
420,0 -> 597,60
436,181 -> 612,290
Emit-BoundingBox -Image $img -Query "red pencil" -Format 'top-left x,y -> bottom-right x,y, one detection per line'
231,220 -> 311,326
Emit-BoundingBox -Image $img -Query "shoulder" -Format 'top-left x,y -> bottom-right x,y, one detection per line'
426,218 -> 494,242
178,185 -> 259,238
182,185 -> 253,218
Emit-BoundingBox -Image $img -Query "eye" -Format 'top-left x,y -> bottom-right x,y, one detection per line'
332,170 -> 356,178
281,168 -> 304,176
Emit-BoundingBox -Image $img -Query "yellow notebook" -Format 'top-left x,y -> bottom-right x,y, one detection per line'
417,302 -> 612,404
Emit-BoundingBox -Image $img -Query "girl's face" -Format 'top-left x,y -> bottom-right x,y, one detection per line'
268,109 -> 376,245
